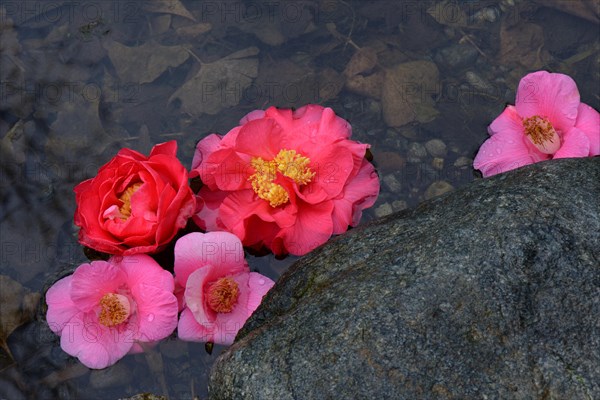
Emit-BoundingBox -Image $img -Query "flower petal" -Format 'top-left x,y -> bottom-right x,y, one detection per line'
273,200 -> 334,256
473,132 -> 546,178
202,147 -> 251,192
190,126 -> 243,190
331,159 -> 380,234
217,190 -> 297,247
245,272 -> 275,313
60,311 -> 134,369
239,109 -> 266,124
70,260 -> 126,311
192,188 -> 228,231
488,105 -> 522,136
234,118 -> 283,159
292,105 -> 352,142
197,271 -> 272,346
184,267 -> 216,326
177,308 -> 214,342
301,144 -> 355,200
553,127 -> 590,159
46,276 -> 79,335
575,103 -> 600,156
174,232 -> 247,288
274,106 -> 353,152
149,140 -> 177,157
209,273 -> 254,345
191,134 -> 222,172
515,71 -> 580,133
174,283 -> 186,311
114,254 -> 174,293
133,284 -> 178,342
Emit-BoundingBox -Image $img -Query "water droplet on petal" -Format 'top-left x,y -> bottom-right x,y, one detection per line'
258,279 -> 265,285
496,148 -> 501,154
147,314 -> 155,322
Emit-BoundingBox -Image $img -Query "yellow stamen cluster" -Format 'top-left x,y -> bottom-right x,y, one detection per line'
248,149 -> 315,207
274,149 -> 315,184
523,115 -> 557,147
98,293 -> 130,327
118,182 -> 143,219
207,277 -> 240,313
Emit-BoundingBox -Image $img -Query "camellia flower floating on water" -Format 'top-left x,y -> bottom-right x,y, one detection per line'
191,105 -> 380,256
45,255 -> 179,369
474,70 -> 600,177
174,232 -> 275,345
74,141 -> 196,255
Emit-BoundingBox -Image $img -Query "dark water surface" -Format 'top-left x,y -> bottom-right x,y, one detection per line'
1,0 -> 598,398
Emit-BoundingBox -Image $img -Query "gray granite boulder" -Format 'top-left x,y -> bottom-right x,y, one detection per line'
209,158 -> 600,399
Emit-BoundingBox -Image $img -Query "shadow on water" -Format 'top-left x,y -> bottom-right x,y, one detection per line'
1,0 -> 598,398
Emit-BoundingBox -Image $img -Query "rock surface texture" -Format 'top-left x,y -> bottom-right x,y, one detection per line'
209,158 -> 600,400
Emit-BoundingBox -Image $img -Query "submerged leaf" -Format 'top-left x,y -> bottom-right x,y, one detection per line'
532,0 -> 599,24
46,93 -> 112,164
344,47 -> 378,78
344,47 -> 383,99
0,275 -> 41,360
105,40 -> 190,84
427,0 -> 468,28
238,21 -> 285,46
169,47 -> 259,116
382,61 -> 440,127
142,0 -> 196,21
500,21 -> 550,69
175,23 -> 212,38
0,120 -> 27,164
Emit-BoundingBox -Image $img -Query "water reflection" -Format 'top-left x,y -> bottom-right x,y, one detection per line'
1,0 -> 598,398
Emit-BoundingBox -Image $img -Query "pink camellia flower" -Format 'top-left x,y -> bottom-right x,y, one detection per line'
191,105 -> 380,256
174,232 -> 275,345
474,71 -> 600,177
74,141 -> 196,255
45,255 -> 178,369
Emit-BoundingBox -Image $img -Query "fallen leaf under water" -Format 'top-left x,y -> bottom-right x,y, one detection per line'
104,39 -> 190,84
142,0 -> 196,21
169,47 -> 259,116
0,275 -> 41,363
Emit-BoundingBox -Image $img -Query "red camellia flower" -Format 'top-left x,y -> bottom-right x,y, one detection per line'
191,105 -> 380,256
74,141 -> 196,255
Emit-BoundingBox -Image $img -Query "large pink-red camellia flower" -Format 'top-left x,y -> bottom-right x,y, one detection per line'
74,141 -> 196,255
474,71 -> 600,177
174,232 -> 274,345
191,105 -> 380,256
45,255 -> 179,369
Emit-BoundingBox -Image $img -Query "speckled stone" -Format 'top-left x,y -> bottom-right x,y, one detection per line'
424,180 -> 454,199
432,157 -> 444,170
434,43 -> 479,70
454,156 -> 473,168
209,158 -> 600,400
382,173 -> 402,193
425,138 -> 447,158
391,200 -> 408,212
406,142 -> 427,162
373,202 -> 393,218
